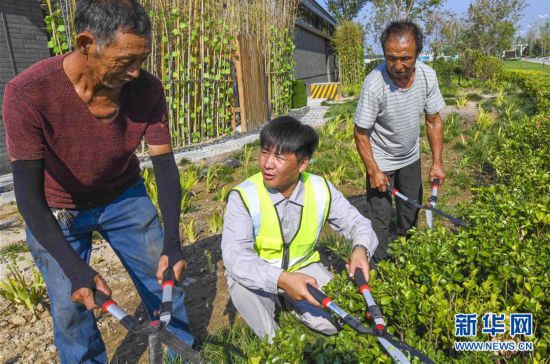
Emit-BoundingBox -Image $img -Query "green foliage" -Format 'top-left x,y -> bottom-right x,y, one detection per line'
180,166 -> 198,212
364,58 -> 384,76
369,0 -> 444,37
207,209 -> 224,234
182,218 -> 197,243
42,0 -> 237,145
502,70 -> 550,113
421,140 -> 431,154
153,3 -> 236,145
142,168 -> 158,205
432,59 -> 460,82
326,0 -> 369,22
324,100 -> 358,120
502,61 -> 550,74
0,242 -> 30,258
205,165 -> 221,193
311,115 -> 364,189
236,143 -> 261,178
41,0 -> 298,146
318,232 -> 353,262
426,10 -> 465,58
200,322 -> 261,363
42,0 -> 73,55
180,165 -> 199,193
458,49 -> 503,81
455,95 -> 468,109
0,263 -> 45,316
214,185 -> 230,203
204,250 -> 214,273
143,165 -> 196,212
291,80 -> 307,109
270,27 -> 296,116
443,113 -> 463,143
475,105 -> 495,129
206,66 -> 550,363
466,92 -> 483,101
462,0 -> 526,56
341,83 -> 362,97
256,86 -> 550,361
334,21 -> 365,87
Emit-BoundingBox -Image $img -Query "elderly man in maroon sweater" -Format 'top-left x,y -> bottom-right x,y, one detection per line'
2,0 -> 193,362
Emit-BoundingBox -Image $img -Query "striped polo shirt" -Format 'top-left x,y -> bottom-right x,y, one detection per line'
354,61 -> 445,171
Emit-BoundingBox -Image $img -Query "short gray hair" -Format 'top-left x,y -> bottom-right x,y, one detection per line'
74,0 -> 151,47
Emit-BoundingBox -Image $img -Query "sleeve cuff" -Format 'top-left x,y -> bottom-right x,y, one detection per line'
161,244 -> 185,266
265,266 -> 284,294
68,265 -> 98,294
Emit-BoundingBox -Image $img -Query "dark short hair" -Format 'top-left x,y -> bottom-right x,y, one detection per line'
75,0 -> 151,46
380,21 -> 424,56
260,116 -> 319,160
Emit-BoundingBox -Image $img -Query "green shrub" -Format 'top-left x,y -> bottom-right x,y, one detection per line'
205,71 -> 550,362
291,79 -> 307,109
433,59 -> 460,82
458,50 -> 503,81
342,83 -> 362,97
364,58 -> 384,76
502,70 -> 550,113
252,69 -> 550,363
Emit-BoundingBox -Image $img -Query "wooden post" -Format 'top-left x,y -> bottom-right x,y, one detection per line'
233,36 -> 248,132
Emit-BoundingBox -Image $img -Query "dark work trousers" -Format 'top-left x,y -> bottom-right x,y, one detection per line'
366,159 -> 423,263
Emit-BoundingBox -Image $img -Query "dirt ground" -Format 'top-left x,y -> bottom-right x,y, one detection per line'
0,100 -> 481,363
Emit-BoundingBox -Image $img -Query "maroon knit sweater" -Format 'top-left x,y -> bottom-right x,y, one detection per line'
3,54 -> 171,208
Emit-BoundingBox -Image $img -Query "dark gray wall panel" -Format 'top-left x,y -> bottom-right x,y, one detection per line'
0,0 -> 50,173
293,26 -> 337,95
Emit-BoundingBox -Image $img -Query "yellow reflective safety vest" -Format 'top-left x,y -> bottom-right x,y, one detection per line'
233,172 -> 330,271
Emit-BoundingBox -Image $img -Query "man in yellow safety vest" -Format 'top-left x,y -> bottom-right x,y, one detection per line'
221,116 -> 379,341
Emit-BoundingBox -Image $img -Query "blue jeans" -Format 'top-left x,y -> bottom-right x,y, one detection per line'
26,177 -> 194,363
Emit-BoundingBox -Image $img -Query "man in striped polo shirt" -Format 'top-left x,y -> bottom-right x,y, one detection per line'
354,21 -> 446,262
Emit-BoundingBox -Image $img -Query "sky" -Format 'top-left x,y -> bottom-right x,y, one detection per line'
320,0 -> 550,50
443,0 -> 549,36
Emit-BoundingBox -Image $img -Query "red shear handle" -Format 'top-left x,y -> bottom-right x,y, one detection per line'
94,290 -> 115,312
432,178 -> 440,187
306,284 -> 332,307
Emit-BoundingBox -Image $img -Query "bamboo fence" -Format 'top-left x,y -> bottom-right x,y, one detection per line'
42,0 -> 299,147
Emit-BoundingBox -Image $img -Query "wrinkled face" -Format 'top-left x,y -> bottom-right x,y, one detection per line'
383,33 -> 417,84
88,31 -> 151,89
259,146 -> 308,195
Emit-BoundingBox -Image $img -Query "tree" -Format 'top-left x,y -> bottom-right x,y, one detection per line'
538,18 -> 550,56
525,25 -> 538,56
367,0 -> 443,37
425,10 -> 465,58
325,0 -> 369,22
531,39 -> 543,56
462,0 -> 526,56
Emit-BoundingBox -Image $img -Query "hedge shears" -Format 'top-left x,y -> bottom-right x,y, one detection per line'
307,268 -> 433,364
425,178 -> 440,229
94,268 -> 201,364
386,184 -> 468,228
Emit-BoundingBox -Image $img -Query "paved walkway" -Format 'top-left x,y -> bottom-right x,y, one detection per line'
523,57 -> 550,65
0,98 -> 329,205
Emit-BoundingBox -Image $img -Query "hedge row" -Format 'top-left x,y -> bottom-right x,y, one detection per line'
253,70 -> 549,363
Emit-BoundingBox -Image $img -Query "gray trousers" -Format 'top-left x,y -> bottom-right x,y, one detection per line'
366,159 -> 423,262
227,262 -> 339,342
